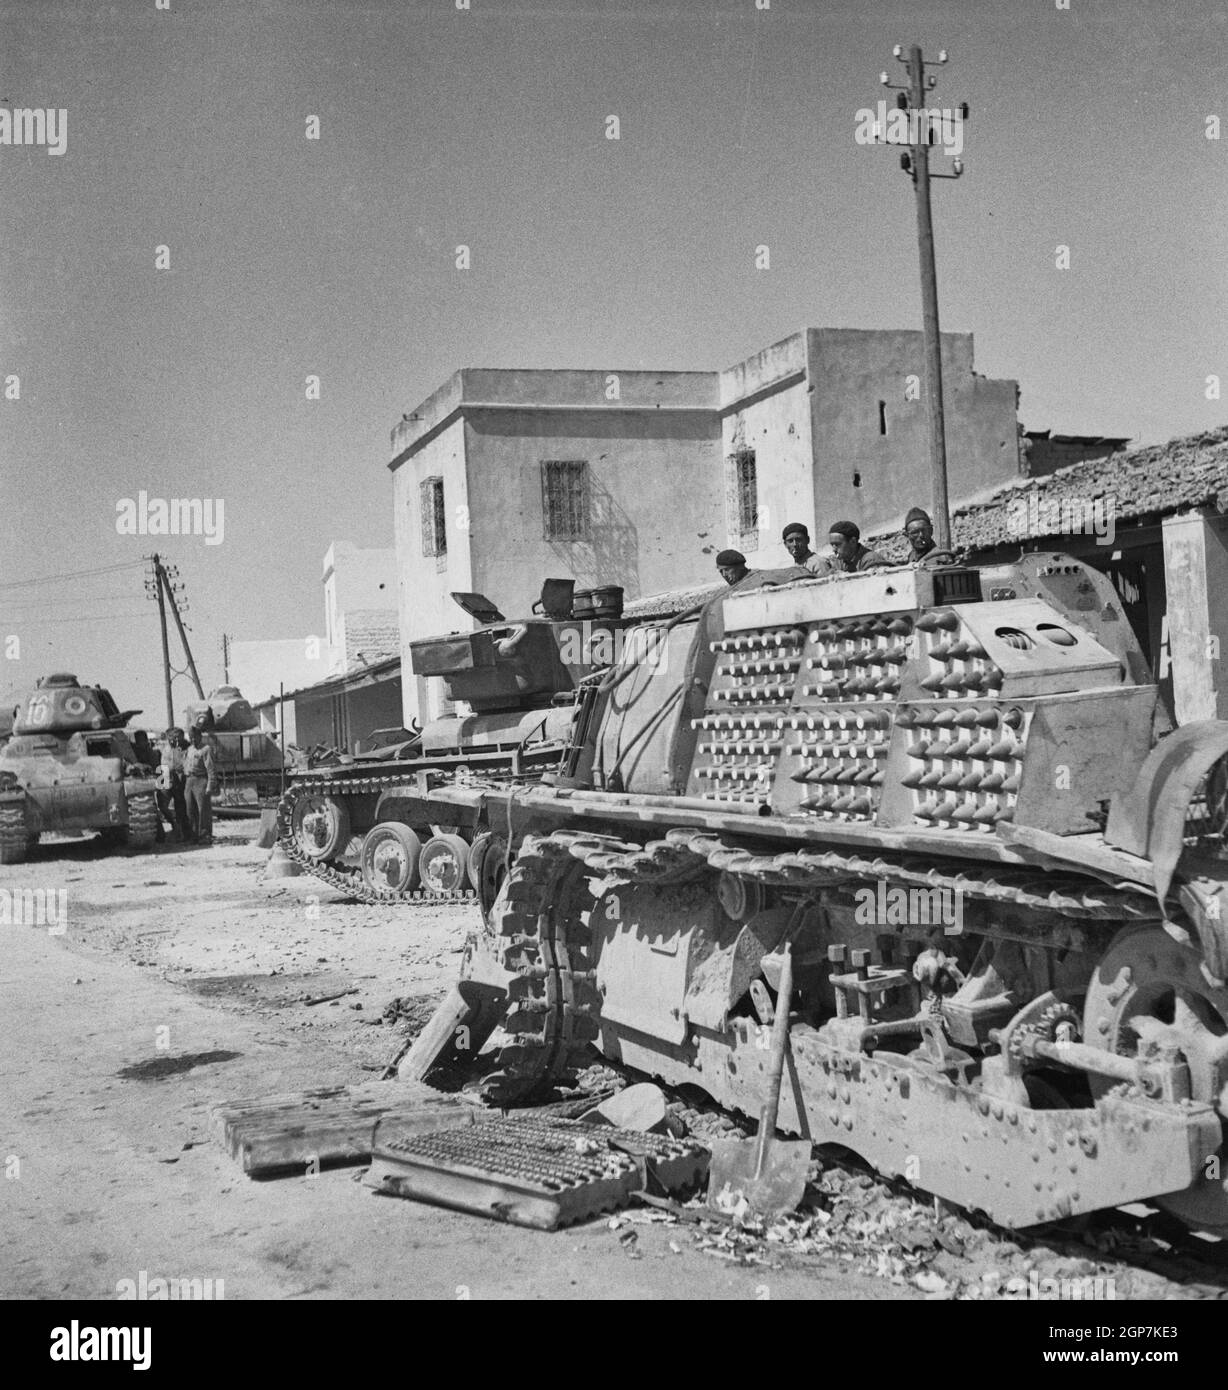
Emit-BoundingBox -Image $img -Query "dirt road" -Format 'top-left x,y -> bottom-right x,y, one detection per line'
2,825 -> 908,1301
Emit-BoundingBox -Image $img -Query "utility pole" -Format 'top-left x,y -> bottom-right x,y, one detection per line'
159,563 -> 205,700
146,554 -> 175,730
874,45 -> 968,550
221,633 -> 230,684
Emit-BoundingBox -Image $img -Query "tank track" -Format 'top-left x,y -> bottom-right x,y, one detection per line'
0,793 -> 27,865
464,833 -> 603,1104
276,775 -> 479,907
560,826 -> 1160,921
126,790 -> 160,849
458,826 -> 1161,1103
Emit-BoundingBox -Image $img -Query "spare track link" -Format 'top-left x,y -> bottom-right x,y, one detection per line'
276,775 -> 478,908
563,827 -> 1159,921
472,834 -> 603,1105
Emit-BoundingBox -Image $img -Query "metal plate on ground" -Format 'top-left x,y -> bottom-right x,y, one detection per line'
366,1114 -> 709,1229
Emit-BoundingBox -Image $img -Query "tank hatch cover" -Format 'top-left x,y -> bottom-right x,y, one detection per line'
450,592 -> 505,624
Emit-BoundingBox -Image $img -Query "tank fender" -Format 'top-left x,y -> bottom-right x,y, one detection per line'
1105,720 -> 1228,906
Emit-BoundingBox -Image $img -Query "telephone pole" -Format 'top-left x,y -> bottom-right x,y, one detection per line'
160,563 -> 205,700
873,44 -> 968,550
146,554 -> 175,729
144,555 -> 206,725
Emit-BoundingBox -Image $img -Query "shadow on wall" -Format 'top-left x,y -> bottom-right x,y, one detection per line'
550,474 -> 640,598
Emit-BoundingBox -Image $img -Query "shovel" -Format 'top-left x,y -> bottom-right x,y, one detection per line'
706,942 -> 810,1220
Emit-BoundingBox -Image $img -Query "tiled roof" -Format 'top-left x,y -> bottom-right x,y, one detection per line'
867,425 -> 1228,558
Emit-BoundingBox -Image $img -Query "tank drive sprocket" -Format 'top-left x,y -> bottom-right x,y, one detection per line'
457,833 -> 603,1104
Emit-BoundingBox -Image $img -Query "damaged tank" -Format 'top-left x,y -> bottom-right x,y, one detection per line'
0,674 -> 161,863
184,685 -> 284,812
276,581 -> 631,900
353,551 -> 1228,1236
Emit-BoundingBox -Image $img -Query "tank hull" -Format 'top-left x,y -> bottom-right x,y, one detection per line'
282,556 -> 1228,1231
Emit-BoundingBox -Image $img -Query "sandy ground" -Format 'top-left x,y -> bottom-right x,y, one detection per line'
3,823 -> 1226,1302
0,822 -> 906,1301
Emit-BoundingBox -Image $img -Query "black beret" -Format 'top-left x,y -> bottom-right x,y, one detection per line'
715,549 -> 746,567
828,520 -> 860,540
781,522 -> 809,541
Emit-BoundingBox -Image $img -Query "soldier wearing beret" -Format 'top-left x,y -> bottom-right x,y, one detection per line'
827,520 -> 888,573
904,507 -> 937,562
715,549 -> 751,585
782,523 -> 831,576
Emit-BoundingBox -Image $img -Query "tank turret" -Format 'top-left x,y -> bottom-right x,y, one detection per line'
183,685 -> 258,734
0,674 -> 159,863
13,674 -> 141,736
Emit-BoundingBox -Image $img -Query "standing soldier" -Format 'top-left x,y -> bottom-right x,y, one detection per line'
156,727 -> 188,843
182,725 -> 217,844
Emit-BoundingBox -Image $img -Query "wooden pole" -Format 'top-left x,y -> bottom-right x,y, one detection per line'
152,554 -> 175,729
907,44 -> 952,550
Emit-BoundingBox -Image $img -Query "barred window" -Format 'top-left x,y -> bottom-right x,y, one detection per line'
420,476 -> 446,557
541,460 -> 589,541
734,448 -> 757,534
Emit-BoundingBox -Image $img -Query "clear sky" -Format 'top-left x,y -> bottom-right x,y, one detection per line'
1,0 -> 1225,723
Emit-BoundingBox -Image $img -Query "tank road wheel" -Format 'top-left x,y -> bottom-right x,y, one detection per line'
419,834 -> 470,896
466,833 -> 492,891
125,791 -> 160,850
470,834 -> 510,922
1084,924 -> 1228,1233
456,835 -> 601,1104
0,799 -> 28,866
289,794 -> 351,862
360,823 -> 422,895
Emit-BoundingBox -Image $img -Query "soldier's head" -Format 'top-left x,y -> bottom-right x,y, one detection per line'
189,726 -> 203,746
828,520 -> 860,564
782,523 -> 812,564
716,549 -> 749,585
904,507 -> 935,556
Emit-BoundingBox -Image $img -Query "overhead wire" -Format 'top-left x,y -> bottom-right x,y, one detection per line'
0,559 -> 148,591
10,610 -> 152,626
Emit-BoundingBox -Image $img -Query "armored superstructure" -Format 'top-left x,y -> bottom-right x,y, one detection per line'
280,556 -> 1228,1232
